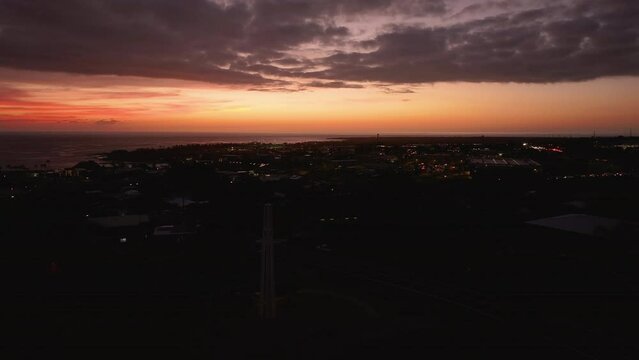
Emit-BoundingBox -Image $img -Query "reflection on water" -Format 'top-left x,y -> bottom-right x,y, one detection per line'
0,132 -> 332,169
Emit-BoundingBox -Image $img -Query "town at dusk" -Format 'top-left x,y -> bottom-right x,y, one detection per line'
1,1 -> 638,358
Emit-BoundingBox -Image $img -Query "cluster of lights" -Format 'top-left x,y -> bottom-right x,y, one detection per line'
320,217 -> 358,222
526,144 -> 564,153
554,172 -> 625,180
614,144 -> 639,150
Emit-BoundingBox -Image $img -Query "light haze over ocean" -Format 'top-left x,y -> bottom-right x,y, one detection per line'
0,133 -> 332,169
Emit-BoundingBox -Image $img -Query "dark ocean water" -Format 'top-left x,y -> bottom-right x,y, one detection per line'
0,132 -> 333,169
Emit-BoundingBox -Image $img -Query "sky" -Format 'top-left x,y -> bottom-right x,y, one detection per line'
0,0 -> 637,134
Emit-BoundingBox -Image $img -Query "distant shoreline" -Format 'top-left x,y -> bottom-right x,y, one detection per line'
331,135 -> 637,143
1,132 -> 636,170
1,131 -> 634,138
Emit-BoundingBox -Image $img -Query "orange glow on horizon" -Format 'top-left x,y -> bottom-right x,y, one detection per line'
1,69 -> 637,135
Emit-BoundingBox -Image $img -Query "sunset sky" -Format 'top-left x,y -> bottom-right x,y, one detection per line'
1,0 -> 637,134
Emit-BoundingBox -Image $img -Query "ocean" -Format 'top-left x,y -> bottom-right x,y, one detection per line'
0,132 -> 333,169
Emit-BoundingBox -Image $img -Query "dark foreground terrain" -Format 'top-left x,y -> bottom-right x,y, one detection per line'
2,136 -> 639,359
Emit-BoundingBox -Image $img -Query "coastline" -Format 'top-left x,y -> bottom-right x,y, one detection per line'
1,132 -> 637,170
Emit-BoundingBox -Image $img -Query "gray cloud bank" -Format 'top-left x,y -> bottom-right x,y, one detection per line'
94,119 -> 120,125
0,0 -> 637,86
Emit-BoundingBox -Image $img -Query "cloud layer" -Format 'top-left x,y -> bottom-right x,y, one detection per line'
0,0 -> 637,87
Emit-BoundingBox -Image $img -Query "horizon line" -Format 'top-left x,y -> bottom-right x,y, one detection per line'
0,130 -> 635,138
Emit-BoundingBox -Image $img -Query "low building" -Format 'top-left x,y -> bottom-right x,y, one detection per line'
527,214 -> 638,239
88,214 -> 150,228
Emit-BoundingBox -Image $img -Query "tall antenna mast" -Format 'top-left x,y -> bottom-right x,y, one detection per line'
259,203 -> 276,319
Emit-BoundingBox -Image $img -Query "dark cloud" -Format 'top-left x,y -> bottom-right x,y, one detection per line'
450,1 -> 523,19
241,0 -> 447,21
0,0 -> 637,86
308,0 -> 639,83
94,119 -> 120,125
305,81 -> 364,88
247,86 -> 305,92
0,0 -> 268,84
240,1 -> 352,51
378,86 -> 416,94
